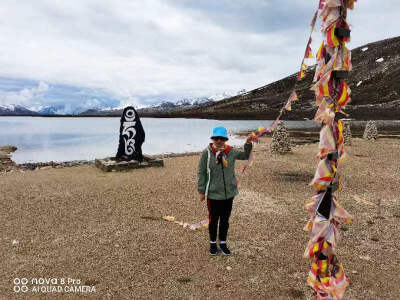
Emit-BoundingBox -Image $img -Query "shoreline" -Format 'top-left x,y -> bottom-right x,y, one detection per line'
2,120 -> 400,171
0,151 -> 205,172
1,119 -> 400,171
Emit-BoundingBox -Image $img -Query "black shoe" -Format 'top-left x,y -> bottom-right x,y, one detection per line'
209,243 -> 219,256
220,243 -> 231,256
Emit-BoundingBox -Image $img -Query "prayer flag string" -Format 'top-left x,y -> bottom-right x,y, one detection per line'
304,1 -> 357,299
265,5 -> 320,134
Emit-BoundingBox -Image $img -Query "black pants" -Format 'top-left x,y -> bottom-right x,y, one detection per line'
207,198 -> 233,242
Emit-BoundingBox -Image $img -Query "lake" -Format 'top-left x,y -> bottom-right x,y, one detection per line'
0,117 -> 318,163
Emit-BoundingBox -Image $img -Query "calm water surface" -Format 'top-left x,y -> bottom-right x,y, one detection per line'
0,117 -> 318,163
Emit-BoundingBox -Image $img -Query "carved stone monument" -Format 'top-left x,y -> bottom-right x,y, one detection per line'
116,106 -> 145,162
95,106 -> 164,172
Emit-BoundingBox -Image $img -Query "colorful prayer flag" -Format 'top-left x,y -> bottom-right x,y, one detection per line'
257,126 -> 267,134
305,46 -> 314,59
305,1 -> 358,299
290,91 -> 299,102
316,42 -> 326,60
336,82 -> 351,108
318,79 -> 334,98
298,63 -> 307,80
305,37 -> 314,59
334,45 -> 352,71
284,101 -> 292,111
163,216 -> 176,221
311,159 -> 336,191
327,22 -> 340,47
343,47 -> 352,70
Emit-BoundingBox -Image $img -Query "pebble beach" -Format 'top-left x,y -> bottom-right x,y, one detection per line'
1,137 -> 399,299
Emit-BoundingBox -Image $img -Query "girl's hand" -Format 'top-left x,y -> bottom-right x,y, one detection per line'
246,134 -> 253,144
199,194 -> 205,201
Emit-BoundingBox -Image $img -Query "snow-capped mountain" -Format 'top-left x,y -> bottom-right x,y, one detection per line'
38,105 -> 96,115
0,104 -> 101,116
0,90 -> 243,116
142,91 -> 238,111
77,91 -> 240,116
0,104 -> 40,116
37,105 -> 64,115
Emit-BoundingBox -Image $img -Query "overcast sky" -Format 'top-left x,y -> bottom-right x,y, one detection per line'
0,0 -> 399,111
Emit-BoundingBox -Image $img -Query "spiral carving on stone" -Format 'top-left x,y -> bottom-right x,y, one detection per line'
122,108 -> 137,155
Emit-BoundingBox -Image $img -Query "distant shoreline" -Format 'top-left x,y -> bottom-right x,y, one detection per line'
2,114 -> 400,122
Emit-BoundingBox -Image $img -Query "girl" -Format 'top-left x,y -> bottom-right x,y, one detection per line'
198,126 -> 253,255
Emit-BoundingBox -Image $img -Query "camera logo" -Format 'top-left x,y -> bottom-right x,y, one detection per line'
13,278 -> 29,293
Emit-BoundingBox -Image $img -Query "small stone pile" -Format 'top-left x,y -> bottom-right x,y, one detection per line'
0,145 -> 18,172
270,121 -> 291,154
363,121 -> 378,140
342,121 -> 352,145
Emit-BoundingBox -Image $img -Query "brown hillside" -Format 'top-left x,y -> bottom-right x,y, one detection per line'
157,36 -> 400,120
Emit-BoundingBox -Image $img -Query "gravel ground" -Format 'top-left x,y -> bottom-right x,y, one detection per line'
1,138 -> 399,299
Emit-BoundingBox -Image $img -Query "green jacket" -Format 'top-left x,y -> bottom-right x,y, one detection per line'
197,143 -> 253,200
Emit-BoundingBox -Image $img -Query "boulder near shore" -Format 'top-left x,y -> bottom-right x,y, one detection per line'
0,145 -> 17,172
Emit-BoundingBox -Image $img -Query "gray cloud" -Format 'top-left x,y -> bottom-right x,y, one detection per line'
0,0 -> 398,107
167,0 -> 314,33
0,81 -> 49,107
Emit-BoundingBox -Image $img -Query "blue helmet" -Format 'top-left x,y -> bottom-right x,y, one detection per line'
211,126 -> 228,140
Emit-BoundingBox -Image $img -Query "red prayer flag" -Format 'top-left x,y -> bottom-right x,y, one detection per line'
298,70 -> 306,81
305,46 -> 314,59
